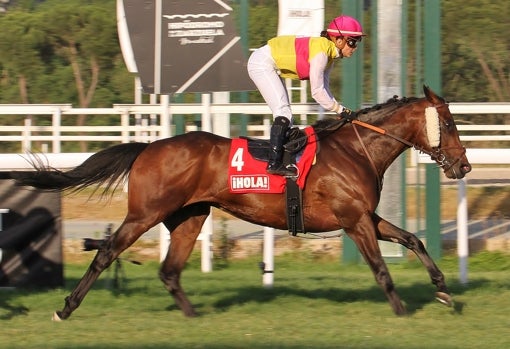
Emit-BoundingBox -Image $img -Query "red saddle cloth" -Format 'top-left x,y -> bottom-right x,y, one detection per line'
228,127 -> 317,193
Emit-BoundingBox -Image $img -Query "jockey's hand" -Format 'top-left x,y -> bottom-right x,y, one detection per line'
340,107 -> 354,121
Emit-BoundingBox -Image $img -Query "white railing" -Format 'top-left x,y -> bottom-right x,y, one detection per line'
1,101 -> 509,155
0,102 -> 326,153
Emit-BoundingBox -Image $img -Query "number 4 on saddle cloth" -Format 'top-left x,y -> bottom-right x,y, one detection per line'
228,127 -> 317,194
228,127 -> 317,235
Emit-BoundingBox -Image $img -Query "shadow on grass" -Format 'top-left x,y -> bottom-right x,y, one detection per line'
0,272 -> 499,321
204,277 -> 493,316
0,296 -> 29,320
0,286 -> 31,320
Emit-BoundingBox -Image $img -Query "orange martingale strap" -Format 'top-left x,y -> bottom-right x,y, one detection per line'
351,120 -> 386,135
352,118 -> 416,151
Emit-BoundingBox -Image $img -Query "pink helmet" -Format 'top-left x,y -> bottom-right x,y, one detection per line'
327,15 -> 365,37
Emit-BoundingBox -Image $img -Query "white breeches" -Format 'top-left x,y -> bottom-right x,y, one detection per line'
247,45 -> 293,122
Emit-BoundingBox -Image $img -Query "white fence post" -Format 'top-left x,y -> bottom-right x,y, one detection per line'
262,227 -> 275,287
0,209 -> 10,263
52,108 -> 61,153
200,93 -> 213,272
160,94 -> 171,139
200,215 -> 213,273
212,92 -> 230,137
457,178 -> 468,285
23,117 -> 31,152
121,110 -> 130,143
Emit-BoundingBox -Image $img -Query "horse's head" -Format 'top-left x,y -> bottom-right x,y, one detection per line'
419,85 -> 471,179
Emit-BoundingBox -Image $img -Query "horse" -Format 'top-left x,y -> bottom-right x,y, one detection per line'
12,85 -> 471,320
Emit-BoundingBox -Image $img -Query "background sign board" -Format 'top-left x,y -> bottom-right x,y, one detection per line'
119,0 -> 254,94
277,0 -> 324,36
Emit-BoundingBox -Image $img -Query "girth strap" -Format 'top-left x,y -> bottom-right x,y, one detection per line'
285,178 -> 305,236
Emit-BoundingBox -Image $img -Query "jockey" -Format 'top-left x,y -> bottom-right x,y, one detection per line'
247,14 -> 365,176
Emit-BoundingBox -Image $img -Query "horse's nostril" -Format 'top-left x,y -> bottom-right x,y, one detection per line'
462,164 -> 472,174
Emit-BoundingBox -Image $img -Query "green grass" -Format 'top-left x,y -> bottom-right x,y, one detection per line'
2,251 -> 510,349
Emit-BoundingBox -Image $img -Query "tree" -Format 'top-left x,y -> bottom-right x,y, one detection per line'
0,0 -> 508,131
0,8 -> 46,104
442,0 -> 510,103
37,0 -> 121,150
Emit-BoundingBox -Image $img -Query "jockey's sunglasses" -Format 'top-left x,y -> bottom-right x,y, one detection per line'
345,37 -> 361,48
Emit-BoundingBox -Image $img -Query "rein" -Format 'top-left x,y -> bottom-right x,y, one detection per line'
352,119 -> 414,148
351,116 -> 466,176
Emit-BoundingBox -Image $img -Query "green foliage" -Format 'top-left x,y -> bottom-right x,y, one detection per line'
442,0 -> 510,102
0,8 -> 46,103
0,1 -> 508,111
0,0 -> 131,107
247,3 -> 278,49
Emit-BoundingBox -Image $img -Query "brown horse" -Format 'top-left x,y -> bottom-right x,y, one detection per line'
13,86 -> 471,320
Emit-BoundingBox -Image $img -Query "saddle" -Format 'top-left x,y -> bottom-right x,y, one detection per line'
242,127 -> 308,165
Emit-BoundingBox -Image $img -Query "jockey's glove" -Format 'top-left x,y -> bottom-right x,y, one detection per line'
340,107 -> 354,121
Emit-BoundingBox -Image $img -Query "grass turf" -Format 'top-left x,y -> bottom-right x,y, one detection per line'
1,251 -> 510,349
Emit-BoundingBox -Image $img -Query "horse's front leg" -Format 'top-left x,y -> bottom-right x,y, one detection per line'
373,214 -> 452,307
159,205 -> 210,317
344,213 -> 407,316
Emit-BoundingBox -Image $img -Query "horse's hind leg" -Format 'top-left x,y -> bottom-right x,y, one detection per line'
54,220 -> 150,321
159,204 -> 210,317
373,214 -> 452,306
344,213 -> 407,316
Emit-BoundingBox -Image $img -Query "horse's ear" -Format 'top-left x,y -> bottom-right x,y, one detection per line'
423,84 -> 445,104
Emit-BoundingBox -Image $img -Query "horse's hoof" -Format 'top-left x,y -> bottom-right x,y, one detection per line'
52,311 -> 63,322
435,292 -> 453,307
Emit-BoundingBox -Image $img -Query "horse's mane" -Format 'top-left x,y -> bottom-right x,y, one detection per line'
312,95 -> 421,132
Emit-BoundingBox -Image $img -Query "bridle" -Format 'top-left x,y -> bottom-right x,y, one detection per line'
350,102 -> 467,183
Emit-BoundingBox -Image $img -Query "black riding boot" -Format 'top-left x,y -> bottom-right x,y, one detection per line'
267,116 -> 296,176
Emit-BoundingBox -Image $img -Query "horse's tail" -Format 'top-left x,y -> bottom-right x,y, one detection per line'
12,142 -> 149,196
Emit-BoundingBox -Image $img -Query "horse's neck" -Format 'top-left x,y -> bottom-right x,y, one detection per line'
362,127 -> 408,175
355,105 -> 418,176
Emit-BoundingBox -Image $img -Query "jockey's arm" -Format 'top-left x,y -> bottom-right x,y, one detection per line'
309,53 -> 344,114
